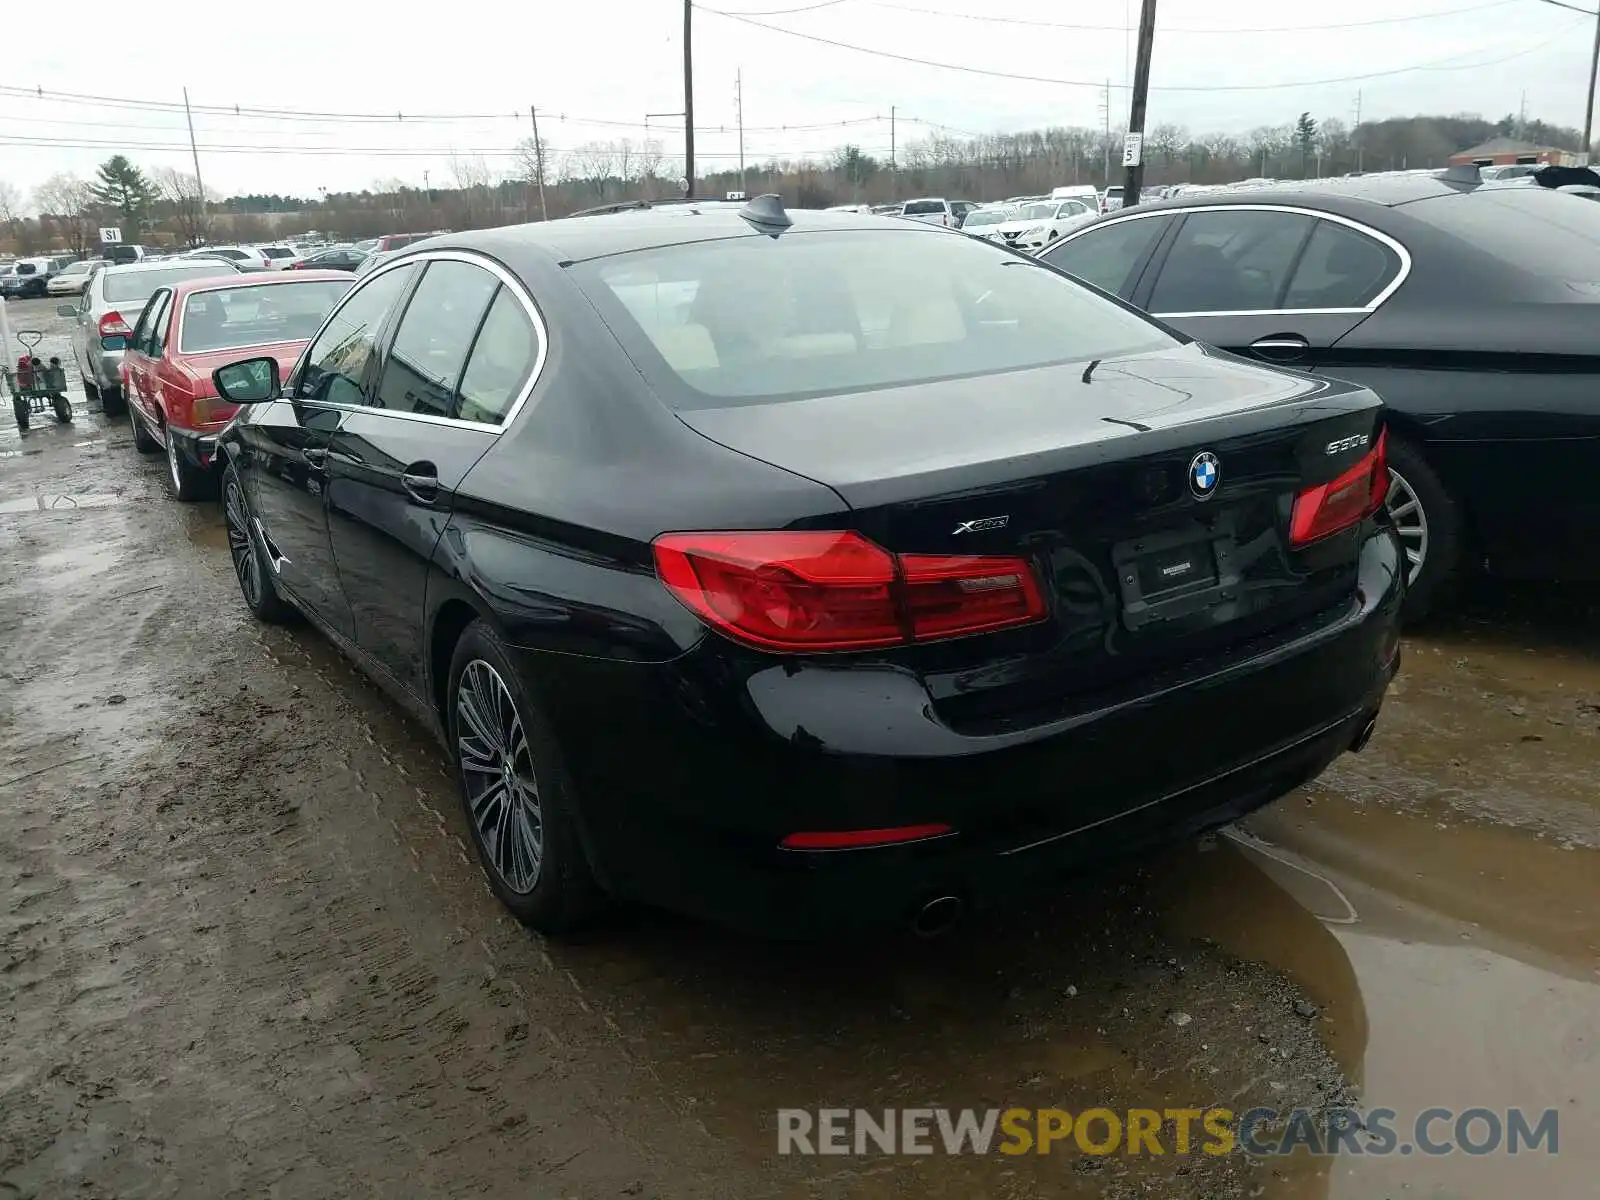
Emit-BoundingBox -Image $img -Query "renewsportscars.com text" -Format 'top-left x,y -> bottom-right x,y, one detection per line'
776,1106 -> 1560,1158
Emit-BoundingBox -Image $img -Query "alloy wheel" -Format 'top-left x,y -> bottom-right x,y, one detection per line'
224,481 -> 261,607
1385,468 -> 1429,587
456,659 -> 545,894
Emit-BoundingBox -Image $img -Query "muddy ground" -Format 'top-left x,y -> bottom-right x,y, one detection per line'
1,295 -> 1596,1199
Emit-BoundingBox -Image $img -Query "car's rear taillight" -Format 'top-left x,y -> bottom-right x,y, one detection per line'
652,531 -> 1047,652
99,311 -> 132,337
1289,429 -> 1389,547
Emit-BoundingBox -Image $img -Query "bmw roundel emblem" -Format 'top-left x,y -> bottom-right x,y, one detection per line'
1189,451 -> 1220,500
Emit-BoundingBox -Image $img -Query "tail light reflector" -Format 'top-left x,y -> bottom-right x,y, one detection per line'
99,311 -> 132,337
781,824 -> 953,850
1289,429 -> 1389,547
652,531 -> 1047,653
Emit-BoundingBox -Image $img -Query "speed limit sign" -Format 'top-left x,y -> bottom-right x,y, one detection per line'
99,227 -> 123,244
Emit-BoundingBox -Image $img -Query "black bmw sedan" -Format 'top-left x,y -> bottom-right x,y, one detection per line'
208,197 -> 1402,938
1038,168 -> 1600,620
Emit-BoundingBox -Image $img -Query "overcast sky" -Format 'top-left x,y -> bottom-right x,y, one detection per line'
3,0 -> 1595,203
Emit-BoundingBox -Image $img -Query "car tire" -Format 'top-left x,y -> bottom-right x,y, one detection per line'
222,465 -> 294,624
100,384 -> 126,417
447,620 -> 604,935
163,426 -> 213,501
1386,435 -> 1466,622
129,402 -> 159,453
83,377 -> 99,404
12,395 -> 29,431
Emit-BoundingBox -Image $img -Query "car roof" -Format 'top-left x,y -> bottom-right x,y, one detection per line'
167,269 -> 354,301
1122,170 -> 1498,216
101,258 -> 241,276
430,201 -> 954,264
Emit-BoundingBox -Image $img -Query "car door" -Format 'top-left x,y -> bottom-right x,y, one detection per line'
234,261 -> 421,640
324,254 -> 540,698
1128,206 -> 1404,368
124,289 -> 172,429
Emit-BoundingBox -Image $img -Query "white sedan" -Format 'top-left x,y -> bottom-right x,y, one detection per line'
991,199 -> 1099,252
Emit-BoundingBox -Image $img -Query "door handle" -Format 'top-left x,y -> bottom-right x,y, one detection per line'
303,447 -> 329,468
1249,334 -> 1310,362
400,463 -> 441,504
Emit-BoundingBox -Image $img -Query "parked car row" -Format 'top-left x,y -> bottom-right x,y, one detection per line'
137,197 -> 1407,942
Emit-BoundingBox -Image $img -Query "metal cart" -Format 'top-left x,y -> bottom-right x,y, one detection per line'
6,331 -> 73,430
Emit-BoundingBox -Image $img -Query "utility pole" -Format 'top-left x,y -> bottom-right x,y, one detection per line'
1584,7 -> 1600,165
1353,89 -> 1364,174
890,105 -> 897,171
683,0 -> 696,195
1101,79 -> 1112,185
735,69 -> 745,184
1120,0 -> 1158,209
529,105 -> 549,221
183,86 -> 206,241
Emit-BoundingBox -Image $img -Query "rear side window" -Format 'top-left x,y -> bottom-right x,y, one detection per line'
455,289 -> 540,425
902,201 -> 946,215
1148,209 -> 1314,313
1283,221 -> 1400,309
573,228 -> 1174,409
372,260 -> 497,418
1041,215 -> 1170,296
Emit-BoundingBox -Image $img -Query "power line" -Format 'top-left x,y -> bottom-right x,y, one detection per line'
0,133 -> 888,160
0,84 -> 920,134
696,3 -> 1581,90
856,0 -> 1525,33
1532,0 -> 1598,15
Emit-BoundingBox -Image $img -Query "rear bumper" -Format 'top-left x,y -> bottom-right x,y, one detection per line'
167,423 -> 225,470
530,528 -> 1404,937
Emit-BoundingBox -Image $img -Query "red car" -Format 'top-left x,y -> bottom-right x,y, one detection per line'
121,270 -> 353,499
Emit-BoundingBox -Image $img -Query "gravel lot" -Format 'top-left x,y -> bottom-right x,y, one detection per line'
2,295 -> 1596,1199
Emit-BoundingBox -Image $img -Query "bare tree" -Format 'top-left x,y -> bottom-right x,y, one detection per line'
32,174 -> 98,259
449,153 -> 498,228
562,142 -> 616,199
0,180 -> 21,235
153,167 -> 215,247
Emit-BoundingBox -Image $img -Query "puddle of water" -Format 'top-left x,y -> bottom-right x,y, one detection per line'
1152,797 -> 1600,1200
0,493 -> 124,514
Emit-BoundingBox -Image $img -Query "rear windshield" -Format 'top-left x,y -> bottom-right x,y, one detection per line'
104,264 -> 238,305
901,201 -> 946,215
1104,188 -> 1124,198
261,247 -> 295,259
1412,188 -> 1600,281
179,280 -> 351,353
573,228 -> 1174,409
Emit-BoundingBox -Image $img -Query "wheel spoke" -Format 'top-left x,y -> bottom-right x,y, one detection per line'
454,658 -> 545,895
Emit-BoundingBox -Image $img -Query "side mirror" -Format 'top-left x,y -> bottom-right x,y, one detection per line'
213,356 -> 281,404
57,304 -> 78,317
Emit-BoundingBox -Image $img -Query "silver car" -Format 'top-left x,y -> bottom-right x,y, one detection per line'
61,258 -> 242,414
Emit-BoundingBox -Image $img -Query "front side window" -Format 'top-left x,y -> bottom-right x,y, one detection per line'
1040,215 -> 1171,296
573,228 -> 1175,410
1149,209 -> 1315,314
294,264 -> 417,405
131,290 -> 171,356
372,260 -> 498,418
179,280 -> 351,354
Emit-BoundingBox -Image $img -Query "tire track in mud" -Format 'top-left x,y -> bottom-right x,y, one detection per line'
0,438 -> 753,1199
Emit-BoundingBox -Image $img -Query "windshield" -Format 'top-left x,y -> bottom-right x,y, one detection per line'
104,264 -> 239,305
902,201 -> 945,215
573,228 -> 1173,410
15,263 -> 38,276
179,280 -> 351,353
1020,203 -> 1059,220
962,209 -> 1010,227
59,262 -> 90,276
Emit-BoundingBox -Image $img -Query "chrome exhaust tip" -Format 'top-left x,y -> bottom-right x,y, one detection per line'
911,895 -> 965,939
1349,714 -> 1379,754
